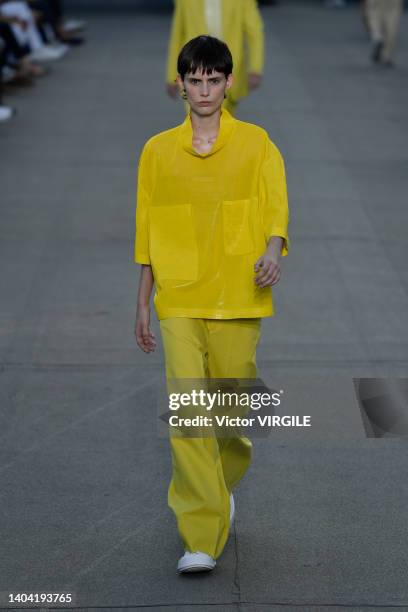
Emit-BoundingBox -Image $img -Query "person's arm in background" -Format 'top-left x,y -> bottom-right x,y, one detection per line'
134,144 -> 156,353
254,139 -> 289,288
243,0 -> 264,90
165,0 -> 184,99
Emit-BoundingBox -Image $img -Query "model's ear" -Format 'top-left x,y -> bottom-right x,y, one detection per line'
176,74 -> 184,90
226,73 -> 234,90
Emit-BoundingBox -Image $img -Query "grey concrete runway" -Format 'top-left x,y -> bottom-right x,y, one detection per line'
0,1 -> 407,610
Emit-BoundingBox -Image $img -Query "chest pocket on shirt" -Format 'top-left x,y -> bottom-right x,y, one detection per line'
149,204 -> 198,281
222,199 -> 254,256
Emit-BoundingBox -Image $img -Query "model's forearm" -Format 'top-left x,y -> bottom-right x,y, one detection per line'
137,264 -> 154,307
266,236 -> 283,259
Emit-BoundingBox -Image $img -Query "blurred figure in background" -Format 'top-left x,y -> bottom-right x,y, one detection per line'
1,15 -> 48,81
165,0 -> 264,115
0,37 -> 15,119
366,0 -> 403,67
1,0 -> 86,122
29,0 -> 85,46
0,0 -> 68,60
361,0 -> 371,34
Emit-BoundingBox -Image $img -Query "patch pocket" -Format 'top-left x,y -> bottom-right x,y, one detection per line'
149,204 -> 198,280
222,199 -> 254,255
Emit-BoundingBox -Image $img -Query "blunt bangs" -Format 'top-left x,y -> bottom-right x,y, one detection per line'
177,35 -> 233,80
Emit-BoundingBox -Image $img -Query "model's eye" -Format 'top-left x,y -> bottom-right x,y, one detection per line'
191,79 -> 199,84
211,79 -> 221,84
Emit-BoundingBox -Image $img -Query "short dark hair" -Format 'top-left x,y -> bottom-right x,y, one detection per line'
177,35 -> 233,81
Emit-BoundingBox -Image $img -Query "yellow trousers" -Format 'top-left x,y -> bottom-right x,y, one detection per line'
159,317 -> 261,559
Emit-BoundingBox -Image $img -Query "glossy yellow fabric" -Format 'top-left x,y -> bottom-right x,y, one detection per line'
134,107 -> 289,320
166,0 -> 264,103
160,316 -> 261,558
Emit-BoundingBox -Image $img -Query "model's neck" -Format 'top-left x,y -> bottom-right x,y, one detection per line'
190,107 -> 222,138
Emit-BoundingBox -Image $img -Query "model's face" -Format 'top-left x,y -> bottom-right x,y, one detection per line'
177,67 -> 233,115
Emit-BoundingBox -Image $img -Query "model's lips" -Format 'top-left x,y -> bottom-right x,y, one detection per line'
198,101 -> 212,105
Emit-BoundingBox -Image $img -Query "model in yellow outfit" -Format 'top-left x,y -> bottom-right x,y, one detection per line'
135,36 -> 289,573
165,0 -> 264,114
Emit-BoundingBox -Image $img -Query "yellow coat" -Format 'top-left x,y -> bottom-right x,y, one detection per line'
166,0 -> 264,103
134,108 -> 289,320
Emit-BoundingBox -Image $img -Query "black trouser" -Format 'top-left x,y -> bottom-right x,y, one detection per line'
0,39 -> 4,103
29,0 -> 64,41
0,22 -> 29,61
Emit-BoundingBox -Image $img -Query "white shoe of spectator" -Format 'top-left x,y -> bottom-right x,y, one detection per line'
0,105 -> 15,122
28,44 -> 68,62
63,19 -> 87,32
48,42 -> 70,57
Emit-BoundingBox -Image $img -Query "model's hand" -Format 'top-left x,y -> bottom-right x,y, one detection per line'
166,82 -> 179,99
135,305 -> 156,353
248,72 -> 262,90
254,253 -> 281,288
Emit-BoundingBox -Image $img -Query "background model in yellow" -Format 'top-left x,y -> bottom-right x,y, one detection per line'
165,0 -> 264,115
134,36 -> 289,574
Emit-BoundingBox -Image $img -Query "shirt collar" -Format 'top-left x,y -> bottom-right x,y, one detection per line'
179,106 -> 236,158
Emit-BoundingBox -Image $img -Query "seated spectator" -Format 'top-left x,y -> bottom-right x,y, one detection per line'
0,36 -> 15,120
1,0 -> 86,122
1,16 -> 47,81
28,0 -> 85,46
0,0 -> 68,61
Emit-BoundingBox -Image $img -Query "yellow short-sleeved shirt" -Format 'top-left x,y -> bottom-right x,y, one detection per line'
134,107 -> 289,321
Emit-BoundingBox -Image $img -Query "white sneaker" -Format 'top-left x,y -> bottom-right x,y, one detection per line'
49,42 -> 70,55
63,19 -> 87,32
28,44 -> 68,63
229,493 -> 235,528
47,42 -> 69,58
0,105 -> 15,122
177,550 -> 216,573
